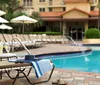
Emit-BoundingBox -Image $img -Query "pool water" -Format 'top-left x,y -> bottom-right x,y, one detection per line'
40,50 -> 100,73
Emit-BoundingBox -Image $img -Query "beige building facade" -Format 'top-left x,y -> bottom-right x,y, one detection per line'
19,0 -> 99,40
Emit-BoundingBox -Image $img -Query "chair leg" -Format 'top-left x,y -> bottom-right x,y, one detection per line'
20,64 -> 55,85
10,65 -> 54,85
12,70 -> 20,85
5,67 -> 32,79
0,71 -> 2,79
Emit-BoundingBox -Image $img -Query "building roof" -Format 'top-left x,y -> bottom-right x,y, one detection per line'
40,8 -> 91,17
40,12 -> 62,17
90,10 -> 99,16
40,8 -> 99,19
64,0 -> 88,3
60,8 -> 91,16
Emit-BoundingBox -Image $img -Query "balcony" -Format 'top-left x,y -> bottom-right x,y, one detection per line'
48,0 -> 66,8
48,3 -> 66,8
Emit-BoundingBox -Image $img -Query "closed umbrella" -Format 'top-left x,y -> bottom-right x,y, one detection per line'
10,15 -> 38,33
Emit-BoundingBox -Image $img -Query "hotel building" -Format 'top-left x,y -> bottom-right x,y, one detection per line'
19,0 -> 99,40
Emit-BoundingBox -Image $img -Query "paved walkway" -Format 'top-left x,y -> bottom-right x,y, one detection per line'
1,68 -> 100,85
15,44 -> 90,56
0,44 -> 98,85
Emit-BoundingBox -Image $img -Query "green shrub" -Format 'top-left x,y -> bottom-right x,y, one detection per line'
85,28 -> 100,39
25,32 -> 61,35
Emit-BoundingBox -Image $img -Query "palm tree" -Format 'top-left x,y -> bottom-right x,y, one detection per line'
0,0 -> 9,11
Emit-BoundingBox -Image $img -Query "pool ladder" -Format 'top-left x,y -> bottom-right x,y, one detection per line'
11,37 -> 31,55
66,36 -> 78,46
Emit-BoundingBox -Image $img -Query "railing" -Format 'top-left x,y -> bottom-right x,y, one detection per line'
11,37 -> 31,55
66,36 -> 77,46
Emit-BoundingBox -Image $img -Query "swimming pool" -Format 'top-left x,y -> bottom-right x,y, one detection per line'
39,50 -> 100,73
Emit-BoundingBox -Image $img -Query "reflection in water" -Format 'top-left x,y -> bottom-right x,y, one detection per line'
85,57 -> 90,62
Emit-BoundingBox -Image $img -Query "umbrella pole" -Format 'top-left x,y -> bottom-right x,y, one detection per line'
3,29 -> 4,34
23,22 -> 24,34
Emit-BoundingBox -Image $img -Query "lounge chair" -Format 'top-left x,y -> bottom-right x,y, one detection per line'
2,34 -> 21,51
12,34 -> 17,38
0,60 -> 32,80
16,34 -> 33,48
49,35 -> 57,43
0,34 -> 6,43
9,55 -> 55,85
23,34 -> 37,47
41,34 -> 52,43
29,34 -> 43,47
29,34 -> 40,42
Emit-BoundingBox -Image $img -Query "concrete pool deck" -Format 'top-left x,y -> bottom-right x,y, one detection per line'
15,44 -> 91,56
1,44 -> 99,85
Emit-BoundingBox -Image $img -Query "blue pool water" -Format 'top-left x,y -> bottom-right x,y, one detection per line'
40,50 -> 100,73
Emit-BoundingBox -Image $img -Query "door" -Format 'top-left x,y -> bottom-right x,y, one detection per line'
78,28 -> 83,40
70,27 -> 83,40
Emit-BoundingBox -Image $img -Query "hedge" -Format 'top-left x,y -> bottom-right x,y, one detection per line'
85,28 -> 100,39
25,32 -> 61,35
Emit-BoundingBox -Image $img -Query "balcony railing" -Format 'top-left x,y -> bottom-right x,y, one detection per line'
48,0 -> 66,7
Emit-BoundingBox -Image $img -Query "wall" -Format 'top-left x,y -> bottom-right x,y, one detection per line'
66,3 -> 90,12
63,10 -> 89,18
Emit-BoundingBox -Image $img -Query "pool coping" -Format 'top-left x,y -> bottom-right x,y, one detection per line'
83,44 -> 100,46
36,49 -> 92,57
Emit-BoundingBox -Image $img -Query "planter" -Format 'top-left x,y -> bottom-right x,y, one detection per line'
83,39 -> 100,44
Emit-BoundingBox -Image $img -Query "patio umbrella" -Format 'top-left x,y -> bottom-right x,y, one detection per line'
10,15 -> 38,33
0,24 -> 12,33
0,17 -> 8,23
0,10 -> 6,16
0,24 -> 12,30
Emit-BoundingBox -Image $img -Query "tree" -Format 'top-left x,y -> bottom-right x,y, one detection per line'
6,0 -> 20,14
4,12 -> 28,33
31,12 -> 44,28
0,0 -> 9,11
0,0 -> 20,14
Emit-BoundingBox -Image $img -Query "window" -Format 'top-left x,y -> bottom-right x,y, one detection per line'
49,8 -> 52,12
23,0 -> 32,6
39,8 -> 45,12
49,0 -> 52,5
63,7 -> 66,11
92,0 -> 97,3
39,0 -> 45,2
61,0 -> 65,5
90,6 -> 95,11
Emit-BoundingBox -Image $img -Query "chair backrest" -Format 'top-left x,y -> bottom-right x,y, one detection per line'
20,34 -> 25,41
16,34 -> 24,41
0,34 -> 6,43
43,34 -> 50,39
12,34 -> 17,38
7,34 -> 13,41
11,34 -> 20,43
3,34 -> 11,42
23,34 -> 31,41
29,34 -> 38,41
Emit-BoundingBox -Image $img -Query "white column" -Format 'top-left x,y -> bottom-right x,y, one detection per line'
63,21 -> 66,37
84,21 -> 88,31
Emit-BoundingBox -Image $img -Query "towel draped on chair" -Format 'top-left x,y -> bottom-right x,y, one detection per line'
9,58 -> 53,78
